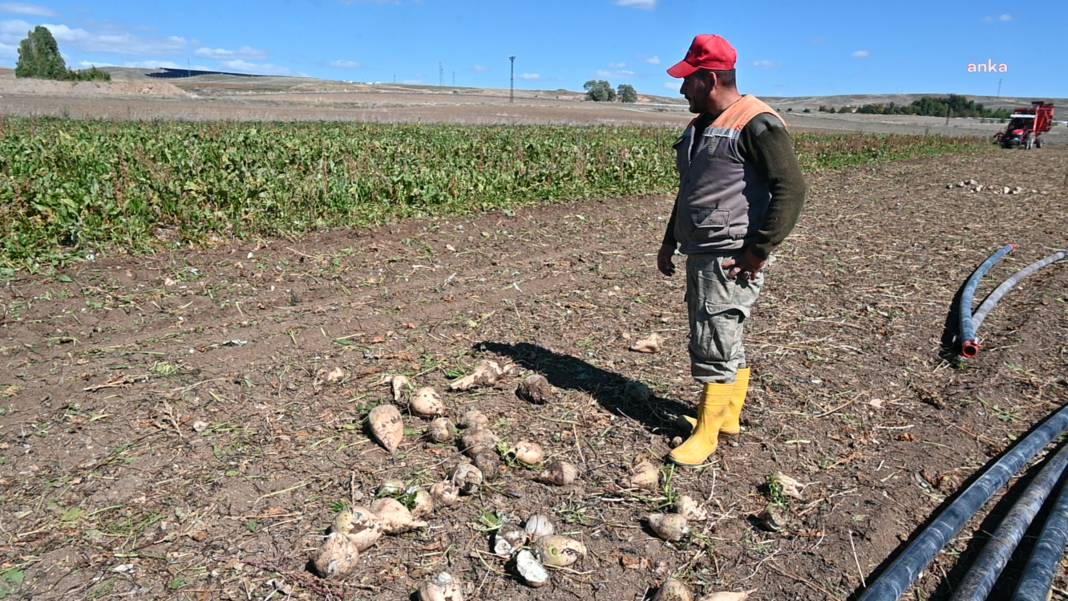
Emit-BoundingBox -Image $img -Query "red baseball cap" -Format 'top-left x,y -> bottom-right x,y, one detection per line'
667,34 -> 737,78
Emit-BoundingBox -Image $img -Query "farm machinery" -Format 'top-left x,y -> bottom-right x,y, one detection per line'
993,101 -> 1055,149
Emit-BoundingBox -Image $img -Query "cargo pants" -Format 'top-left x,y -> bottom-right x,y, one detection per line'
685,252 -> 764,384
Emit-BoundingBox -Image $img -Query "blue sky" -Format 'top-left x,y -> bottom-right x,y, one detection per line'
0,0 -> 1063,98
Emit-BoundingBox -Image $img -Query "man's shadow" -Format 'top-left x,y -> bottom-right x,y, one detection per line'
476,341 -> 694,436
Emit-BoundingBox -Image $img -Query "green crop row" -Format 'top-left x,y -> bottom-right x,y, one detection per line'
0,118 -> 990,272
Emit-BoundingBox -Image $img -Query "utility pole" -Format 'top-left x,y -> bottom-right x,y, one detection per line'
509,56 -> 516,103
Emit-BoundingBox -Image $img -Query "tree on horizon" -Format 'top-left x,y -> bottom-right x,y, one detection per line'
16,26 -> 68,79
15,25 -> 110,81
583,80 -> 616,102
616,84 -> 638,103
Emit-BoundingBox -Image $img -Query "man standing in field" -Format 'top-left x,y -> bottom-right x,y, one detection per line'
658,34 -> 806,466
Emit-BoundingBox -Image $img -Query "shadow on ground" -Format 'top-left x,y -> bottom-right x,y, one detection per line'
938,273 -> 969,365
477,341 -> 694,437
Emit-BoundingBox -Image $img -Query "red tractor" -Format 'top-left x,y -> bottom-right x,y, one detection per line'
993,101 -> 1055,149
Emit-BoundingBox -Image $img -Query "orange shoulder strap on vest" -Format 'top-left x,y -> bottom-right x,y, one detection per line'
711,95 -> 786,132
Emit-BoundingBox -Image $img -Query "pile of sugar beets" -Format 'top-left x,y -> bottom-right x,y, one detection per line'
309,359 -> 750,601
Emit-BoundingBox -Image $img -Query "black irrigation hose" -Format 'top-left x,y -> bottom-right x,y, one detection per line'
972,250 -> 1068,333
949,438 -> 1068,601
1011,467 -> 1068,600
872,245 -> 1068,600
856,403 -> 1068,601
958,243 -> 1016,359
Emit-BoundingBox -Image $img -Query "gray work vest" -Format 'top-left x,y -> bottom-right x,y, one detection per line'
673,95 -> 785,255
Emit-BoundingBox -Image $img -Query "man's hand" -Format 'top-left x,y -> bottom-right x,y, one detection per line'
657,244 -> 677,277
722,247 -> 767,281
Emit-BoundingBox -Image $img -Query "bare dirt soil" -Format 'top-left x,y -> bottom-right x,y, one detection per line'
1,145 -> 1067,599
2,68 -> 1064,141
0,87 -> 687,127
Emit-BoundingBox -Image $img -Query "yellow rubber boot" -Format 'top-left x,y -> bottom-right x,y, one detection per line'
682,368 -> 750,434
720,368 -> 749,435
669,382 -> 732,466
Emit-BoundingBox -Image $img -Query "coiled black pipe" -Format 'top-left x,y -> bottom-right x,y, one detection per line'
1010,466 -> 1068,600
959,244 -> 1016,359
856,403 -> 1068,601
949,438 -> 1068,601
972,250 -> 1068,333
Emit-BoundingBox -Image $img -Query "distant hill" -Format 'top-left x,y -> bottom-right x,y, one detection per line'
759,93 -> 1064,113
4,66 -> 1061,112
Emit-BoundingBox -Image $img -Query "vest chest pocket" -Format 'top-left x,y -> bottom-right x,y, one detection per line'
680,139 -> 722,193
690,136 -> 721,164
699,135 -> 723,156
691,207 -> 729,230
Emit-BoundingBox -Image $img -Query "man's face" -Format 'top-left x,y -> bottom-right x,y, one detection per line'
680,71 -> 713,114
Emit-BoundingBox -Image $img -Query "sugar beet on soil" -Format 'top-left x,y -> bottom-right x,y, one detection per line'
1,148 -> 1067,600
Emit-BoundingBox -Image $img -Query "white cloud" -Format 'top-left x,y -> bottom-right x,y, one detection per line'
0,18 -> 31,43
77,58 -> 115,67
752,59 -> 778,69
663,81 -> 681,91
75,59 -> 213,71
472,64 -> 488,73
0,17 -> 208,70
195,46 -> 266,60
0,19 -> 187,55
851,49 -> 870,59
644,55 -> 660,65
597,68 -> 636,79
608,61 -> 627,68
615,0 -> 655,9
126,60 -> 194,69
0,3 -> 55,17
41,22 -> 187,55
518,72 -> 540,81
329,58 -> 361,69
2,19 -> 187,58
220,58 -> 291,76
983,13 -> 1014,22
